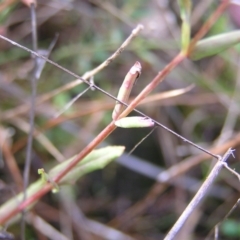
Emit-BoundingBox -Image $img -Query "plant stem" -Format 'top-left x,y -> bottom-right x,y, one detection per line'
54,53 -> 185,182
164,148 -> 233,240
21,3 -> 38,239
188,0 -> 230,54
0,52 -> 185,225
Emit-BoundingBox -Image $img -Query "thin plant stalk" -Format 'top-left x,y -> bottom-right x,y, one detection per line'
23,2 -> 38,196
108,133 -> 240,228
128,126 -> 157,155
213,199 -> 240,239
164,149 -> 234,240
22,3 -> 38,239
1,24 -> 144,121
188,0 -> 230,54
0,51 -> 185,225
54,86 -> 91,118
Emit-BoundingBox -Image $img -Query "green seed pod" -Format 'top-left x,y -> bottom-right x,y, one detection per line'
115,116 -> 155,128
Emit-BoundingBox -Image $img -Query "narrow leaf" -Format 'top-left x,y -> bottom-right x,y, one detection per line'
49,146 -> 125,184
178,0 -> 192,51
0,146 -> 125,223
189,30 -> 240,60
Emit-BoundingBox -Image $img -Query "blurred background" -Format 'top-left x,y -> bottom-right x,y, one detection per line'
1,0 -> 240,239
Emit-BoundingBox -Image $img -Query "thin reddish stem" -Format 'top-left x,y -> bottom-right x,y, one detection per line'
55,53 -> 185,183
188,0 -> 230,54
0,53 -> 185,225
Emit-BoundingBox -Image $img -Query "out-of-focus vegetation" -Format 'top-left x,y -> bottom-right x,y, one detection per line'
0,0 -> 240,239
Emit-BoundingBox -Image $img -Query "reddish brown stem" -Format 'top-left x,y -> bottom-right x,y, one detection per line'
0,53 -> 185,225
188,0 -> 230,54
0,184 -> 52,224
55,53 -> 185,183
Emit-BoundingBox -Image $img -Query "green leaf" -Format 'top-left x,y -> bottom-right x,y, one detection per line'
189,30 -> 240,60
178,0 -> 192,51
49,146 -> 125,184
0,146 -> 125,224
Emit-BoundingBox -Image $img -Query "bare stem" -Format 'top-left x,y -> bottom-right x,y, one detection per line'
21,3 -> 38,239
164,148 -> 234,240
188,0 -> 230,54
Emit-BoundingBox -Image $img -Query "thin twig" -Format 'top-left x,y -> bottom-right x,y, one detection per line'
23,3 -> 38,193
214,54 -> 240,145
10,85 -> 194,155
188,0 -> 230,53
164,148 -> 234,240
222,162 -> 240,181
54,86 -> 91,118
157,134 -> 240,183
81,24 -> 143,78
108,133 -> 240,229
128,126 -> 157,155
191,0 -> 214,28
39,85 -> 196,131
21,71 -> 40,184
0,35 -> 218,159
21,3 -> 38,239
1,24 -> 144,121
214,199 -> 240,239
